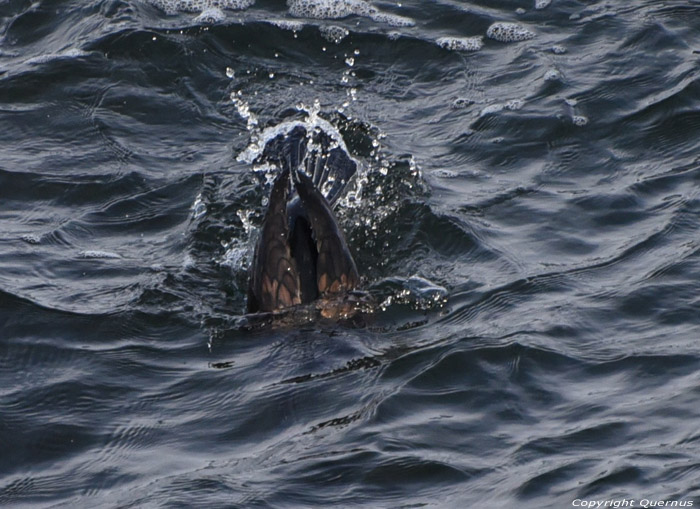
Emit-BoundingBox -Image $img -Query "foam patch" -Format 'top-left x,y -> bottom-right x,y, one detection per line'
148,0 -> 254,16
319,25 -> 350,43
436,36 -> 483,52
505,99 -> 524,110
479,99 -> 524,116
544,69 -> 561,81
452,98 -> 475,109
194,7 -> 226,22
268,19 -> 306,31
287,0 -> 374,19
287,0 -> 414,27
78,250 -> 122,259
369,12 -> 414,27
486,22 -> 535,42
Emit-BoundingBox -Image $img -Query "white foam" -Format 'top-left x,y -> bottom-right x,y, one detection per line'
552,45 -> 567,54
505,99 -> 523,110
319,25 -> 350,44
452,98 -> 474,109
268,19 -> 305,31
288,0 -> 414,27
486,22 -> 535,42
78,250 -> 121,259
480,99 -> 523,116
194,7 -> 226,23
369,11 -> 415,27
148,0 -> 254,16
287,0 -> 374,19
535,0 -> 551,9
572,115 -> 588,126
544,69 -> 561,81
434,169 -> 459,178
436,36 -> 483,52
21,234 -> 42,244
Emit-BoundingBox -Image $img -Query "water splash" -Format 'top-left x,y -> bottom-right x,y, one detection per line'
230,90 -> 259,132
191,193 -> 206,219
374,276 -> 448,312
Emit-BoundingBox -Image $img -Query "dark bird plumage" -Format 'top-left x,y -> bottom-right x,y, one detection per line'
246,126 -> 360,313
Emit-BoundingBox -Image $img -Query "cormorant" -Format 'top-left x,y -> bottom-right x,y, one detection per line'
246,126 -> 360,314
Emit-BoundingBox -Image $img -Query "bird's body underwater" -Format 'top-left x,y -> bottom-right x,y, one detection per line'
246,126 -> 363,318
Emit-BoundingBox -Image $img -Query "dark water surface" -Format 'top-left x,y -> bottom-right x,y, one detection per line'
2,0 -> 700,507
